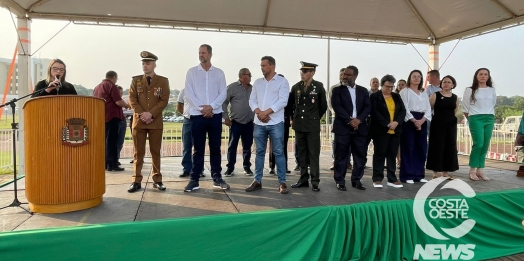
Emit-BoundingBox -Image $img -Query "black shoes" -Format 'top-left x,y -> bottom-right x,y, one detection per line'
269,168 -> 276,175
153,182 -> 166,191
286,169 -> 291,174
291,181 -> 309,188
224,169 -> 234,177
336,184 -> 347,191
352,182 -> 366,190
130,160 -> 134,164
107,166 -> 125,171
312,185 -> 320,192
128,183 -> 141,193
184,180 -> 200,192
293,165 -> 300,171
244,168 -> 254,176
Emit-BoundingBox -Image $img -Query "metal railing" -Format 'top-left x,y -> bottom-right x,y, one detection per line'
0,123 -> 520,174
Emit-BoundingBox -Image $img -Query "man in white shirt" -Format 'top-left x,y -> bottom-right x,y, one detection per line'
246,56 -> 290,194
183,44 -> 229,192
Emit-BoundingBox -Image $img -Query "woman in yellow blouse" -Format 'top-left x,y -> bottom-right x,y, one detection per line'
369,75 -> 407,188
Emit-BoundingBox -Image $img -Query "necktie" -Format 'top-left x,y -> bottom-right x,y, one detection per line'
146,76 -> 152,85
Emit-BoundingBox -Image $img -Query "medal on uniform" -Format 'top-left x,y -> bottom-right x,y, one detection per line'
155,87 -> 162,97
311,86 -> 316,104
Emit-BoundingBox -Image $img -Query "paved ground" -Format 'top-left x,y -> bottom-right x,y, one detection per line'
1,152 -> 523,260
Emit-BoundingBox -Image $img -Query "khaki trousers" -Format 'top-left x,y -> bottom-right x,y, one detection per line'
131,128 -> 163,183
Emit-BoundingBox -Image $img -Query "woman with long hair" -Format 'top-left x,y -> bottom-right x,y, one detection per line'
462,68 -> 496,181
399,70 -> 431,183
32,59 -> 77,97
426,75 -> 459,179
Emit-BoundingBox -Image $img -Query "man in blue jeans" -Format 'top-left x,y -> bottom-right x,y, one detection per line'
183,44 -> 229,192
222,68 -> 255,177
177,88 -> 205,178
246,56 -> 290,194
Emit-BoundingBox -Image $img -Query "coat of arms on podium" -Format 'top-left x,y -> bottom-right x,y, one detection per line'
62,118 -> 89,146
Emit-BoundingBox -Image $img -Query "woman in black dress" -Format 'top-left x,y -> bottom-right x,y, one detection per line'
426,75 -> 459,179
32,59 -> 77,97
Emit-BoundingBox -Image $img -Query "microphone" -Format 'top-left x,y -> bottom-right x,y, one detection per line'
55,75 -> 62,91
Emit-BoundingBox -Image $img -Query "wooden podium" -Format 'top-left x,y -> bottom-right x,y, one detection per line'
23,96 -> 106,213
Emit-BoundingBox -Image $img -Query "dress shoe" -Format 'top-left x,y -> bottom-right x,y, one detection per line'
286,169 -> 291,174
293,165 -> 300,171
269,168 -> 276,175
312,185 -> 320,192
279,183 -> 289,194
153,182 -> 166,190
291,181 -> 309,188
336,184 -> 347,191
245,181 -> 262,192
351,182 -> 366,190
127,183 -> 141,193
117,162 -> 121,166
107,166 -> 125,171
130,160 -> 134,164
179,172 -> 190,178
200,173 -> 205,177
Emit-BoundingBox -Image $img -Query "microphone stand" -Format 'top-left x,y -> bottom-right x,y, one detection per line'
0,88 -> 46,214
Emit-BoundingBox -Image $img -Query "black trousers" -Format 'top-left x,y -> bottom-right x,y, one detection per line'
105,117 -> 121,168
334,131 -> 367,184
295,130 -> 321,185
372,133 -> 400,183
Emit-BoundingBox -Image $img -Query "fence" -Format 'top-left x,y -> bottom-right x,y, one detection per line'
0,124 -> 520,175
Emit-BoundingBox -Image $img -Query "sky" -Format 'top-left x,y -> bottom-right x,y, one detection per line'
0,8 -> 523,98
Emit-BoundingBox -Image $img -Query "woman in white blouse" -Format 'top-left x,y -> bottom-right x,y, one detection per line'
399,70 -> 432,183
462,68 -> 496,181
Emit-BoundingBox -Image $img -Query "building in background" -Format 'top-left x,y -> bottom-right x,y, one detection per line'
0,57 -> 52,95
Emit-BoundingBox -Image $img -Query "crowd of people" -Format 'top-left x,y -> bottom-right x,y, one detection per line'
32,45 -> 497,193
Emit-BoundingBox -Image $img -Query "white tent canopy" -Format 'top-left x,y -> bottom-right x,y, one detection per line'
1,0 -> 524,44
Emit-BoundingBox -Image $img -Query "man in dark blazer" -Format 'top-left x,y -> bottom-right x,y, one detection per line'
331,65 -> 371,191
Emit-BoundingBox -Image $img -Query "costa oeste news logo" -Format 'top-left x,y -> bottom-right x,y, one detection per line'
413,178 -> 476,260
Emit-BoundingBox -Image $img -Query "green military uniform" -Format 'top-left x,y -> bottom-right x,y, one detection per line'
289,62 -> 327,187
128,51 -> 170,184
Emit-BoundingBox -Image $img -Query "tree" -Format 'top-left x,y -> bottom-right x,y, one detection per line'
73,84 -> 93,96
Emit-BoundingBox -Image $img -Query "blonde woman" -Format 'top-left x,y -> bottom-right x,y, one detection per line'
32,59 -> 77,97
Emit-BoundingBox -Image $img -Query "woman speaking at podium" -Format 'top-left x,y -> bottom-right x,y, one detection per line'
32,59 -> 78,97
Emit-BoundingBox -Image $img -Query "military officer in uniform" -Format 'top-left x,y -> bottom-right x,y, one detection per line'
127,51 -> 170,193
289,62 -> 328,191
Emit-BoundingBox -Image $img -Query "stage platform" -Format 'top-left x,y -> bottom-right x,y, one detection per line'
1,152 -> 524,260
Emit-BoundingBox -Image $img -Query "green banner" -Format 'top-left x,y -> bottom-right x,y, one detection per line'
1,188 -> 524,260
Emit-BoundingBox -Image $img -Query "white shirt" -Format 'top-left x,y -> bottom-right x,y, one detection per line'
184,64 -> 227,116
426,84 -> 442,97
461,87 -> 496,116
400,88 -> 432,122
347,84 -> 357,118
177,88 -> 190,118
249,73 -> 290,126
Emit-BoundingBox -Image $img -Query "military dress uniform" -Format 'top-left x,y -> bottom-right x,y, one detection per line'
289,62 -> 327,191
128,51 -> 170,192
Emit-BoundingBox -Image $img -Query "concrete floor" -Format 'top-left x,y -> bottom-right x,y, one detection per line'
1,152 -> 524,260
